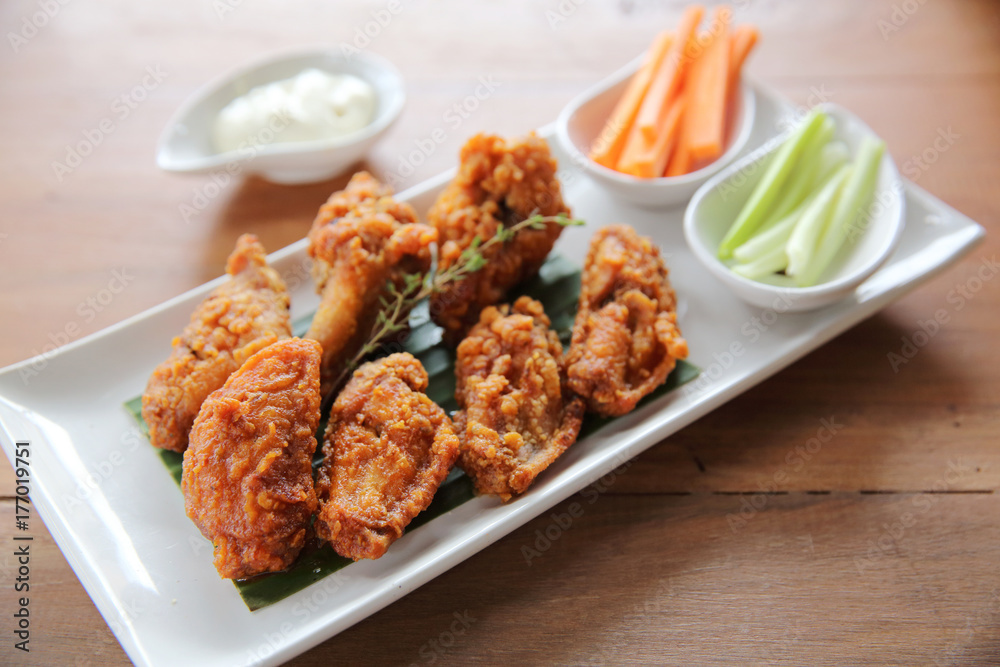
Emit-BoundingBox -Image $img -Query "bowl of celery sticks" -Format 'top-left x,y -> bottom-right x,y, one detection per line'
684,104 -> 905,311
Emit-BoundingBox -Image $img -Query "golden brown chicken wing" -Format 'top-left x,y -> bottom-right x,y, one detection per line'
315,353 -> 460,560
306,172 -> 436,396
454,296 -> 584,501
142,234 -> 291,452
428,133 -> 572,344
182,338 -> 322,579
566,225 -> 688,417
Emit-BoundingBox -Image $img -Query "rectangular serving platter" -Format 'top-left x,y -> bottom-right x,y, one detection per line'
0,82 -> 985,667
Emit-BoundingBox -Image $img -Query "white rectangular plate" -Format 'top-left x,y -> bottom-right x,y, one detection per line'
0,83 -> 985,667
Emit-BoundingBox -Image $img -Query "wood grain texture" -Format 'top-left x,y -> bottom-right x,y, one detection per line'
0,0 -> 997,664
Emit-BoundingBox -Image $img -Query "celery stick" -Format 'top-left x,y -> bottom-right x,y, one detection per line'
733,212 -> 798,263
796,137 -> 886,287
815,141 -> 849,184
763,116 -> 835,227
733,190 -> 814,263
718,108 -> 828,259
732,244 -> 789,280
733,155 -> 847,264
785,165 -> 851,278
754,273 -> 798,288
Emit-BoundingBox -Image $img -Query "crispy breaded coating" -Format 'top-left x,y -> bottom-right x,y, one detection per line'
142,234 -> 291,452
182,338 -> 322,579
306,172 -> 436,397
454,296 -> 584,501
316,353 -> 460,560
428,133 -> 572,344
566,225 -> 688,417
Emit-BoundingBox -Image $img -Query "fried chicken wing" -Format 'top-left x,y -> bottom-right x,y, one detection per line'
306,172 -> 436,396
315,353 -> 460,560
454,296 -> 584,501
142,234 -> 291,452
182,338 -> 322,579
428,133 -> 572,344
566,225 -> 688,417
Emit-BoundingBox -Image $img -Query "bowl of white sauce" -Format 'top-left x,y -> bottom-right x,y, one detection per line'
157,48 -> 405,184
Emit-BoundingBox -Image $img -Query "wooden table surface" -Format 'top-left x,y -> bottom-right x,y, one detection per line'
1,0 -> 998,664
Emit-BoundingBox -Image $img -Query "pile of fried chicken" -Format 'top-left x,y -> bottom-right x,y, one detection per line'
142,132 -> 688,579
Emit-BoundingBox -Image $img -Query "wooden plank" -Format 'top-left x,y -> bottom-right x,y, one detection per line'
298,491 -> 1000,665
6,490 -> 997,666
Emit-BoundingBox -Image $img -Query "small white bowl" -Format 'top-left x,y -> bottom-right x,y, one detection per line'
156,48 -> 405,185
684,103 -> 906,312
556,55 -> 756,209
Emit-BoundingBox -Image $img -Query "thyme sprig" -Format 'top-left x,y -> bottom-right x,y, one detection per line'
332,212 -> 584,389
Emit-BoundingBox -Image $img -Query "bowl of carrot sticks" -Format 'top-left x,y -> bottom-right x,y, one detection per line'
557,4 -> 759,208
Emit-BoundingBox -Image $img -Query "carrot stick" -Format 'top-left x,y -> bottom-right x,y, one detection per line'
616,120 -> 652,175
727,24 -> 759,96
589,31 -> 674,169
617,96 -> 686,178
687,8 -> 731,162
664,139 -> 691,176
664,28 -> 705,179
634,5 -> 704,143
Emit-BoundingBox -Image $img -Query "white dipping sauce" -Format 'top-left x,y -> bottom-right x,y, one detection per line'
212,68 -> 376,153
